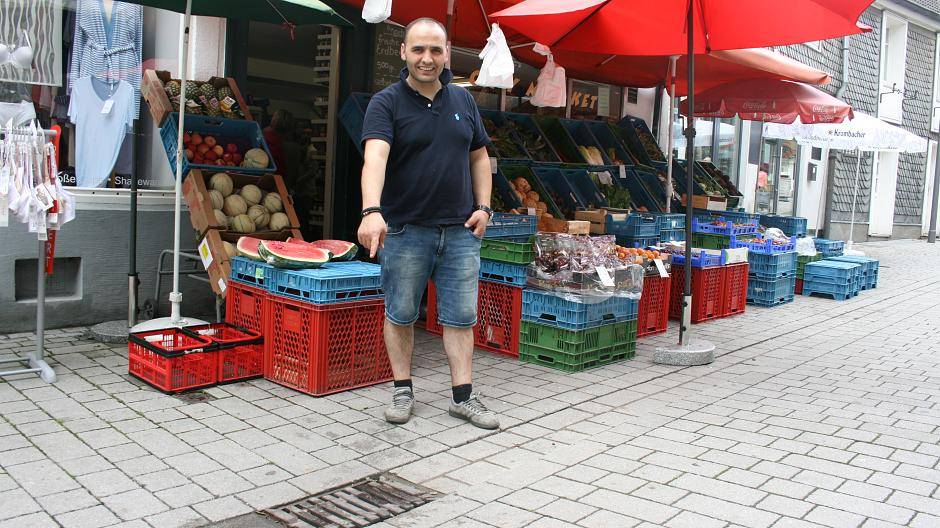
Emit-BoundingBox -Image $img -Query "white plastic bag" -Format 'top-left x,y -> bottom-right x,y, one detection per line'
530,44 -> 567,108
476,24 -> 515,89
795,236 -> 817,256
361,0 -> 392,24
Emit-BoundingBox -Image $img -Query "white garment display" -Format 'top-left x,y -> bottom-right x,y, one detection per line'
68,76 -> 133,188
0,101 -> 36,127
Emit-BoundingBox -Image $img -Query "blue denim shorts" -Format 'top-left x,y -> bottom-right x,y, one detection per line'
379,224 -> 481,328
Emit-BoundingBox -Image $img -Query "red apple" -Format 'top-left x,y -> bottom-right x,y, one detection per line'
205,150 -> 218,161
190,133 -> 203,146
232,153 -> 243,165
212,145 -> 224,157
222,153 -> 233,163
204,135 -> 217,148
183,132 -> 191,144
184,149 -> 194,161
193,154 -> 205,164
197,144 -> 210,155
225,143 -> 238,154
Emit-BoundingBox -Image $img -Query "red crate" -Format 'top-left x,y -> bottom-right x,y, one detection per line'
264,296 -> 392,396
225,281 -> 267,334
426,280 -> 522,358
638,274 -> 671,337
128,328 -> 217,393
669,266 -> 723,323
188,323 -> 264,383
795,278 -> 803,295
721,263 -> 749,317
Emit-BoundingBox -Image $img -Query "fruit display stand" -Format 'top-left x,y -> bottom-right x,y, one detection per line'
583,121 -> 640,166
501,113 -> 562,163
184,170 -> 300,236
699,160 -> 744,209
616,115 -> 667,166
560,119 -> 612,166
142,69 -> 253,126
479,109 -> 533,162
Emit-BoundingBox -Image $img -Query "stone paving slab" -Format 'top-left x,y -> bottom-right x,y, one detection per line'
0,240 -> 938,527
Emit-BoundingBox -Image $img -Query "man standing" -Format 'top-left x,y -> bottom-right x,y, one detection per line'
358,17 -> 498,430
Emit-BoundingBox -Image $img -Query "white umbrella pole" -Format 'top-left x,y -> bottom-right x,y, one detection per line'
846,147 -> 862,250
665,56 -> 677,213
169,0 -> 193,324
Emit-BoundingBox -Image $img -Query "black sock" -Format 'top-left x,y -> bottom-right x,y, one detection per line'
394,379 -> 413,390
452,384 -> 472,404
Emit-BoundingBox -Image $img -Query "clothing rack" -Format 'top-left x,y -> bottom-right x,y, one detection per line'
0,126 -> 60,384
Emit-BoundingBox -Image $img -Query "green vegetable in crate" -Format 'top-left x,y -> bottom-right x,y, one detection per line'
636,128 -> 665,161
507,121 -> 554,162
589,172 -> 632,210
481,117 -> 527,158
491,191 -> 508,212
693,169 -> 726,196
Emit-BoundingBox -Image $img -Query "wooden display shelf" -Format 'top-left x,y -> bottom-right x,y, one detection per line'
183,169 -> 300,237
199,228 -> 302,298
142,69 -> 253,126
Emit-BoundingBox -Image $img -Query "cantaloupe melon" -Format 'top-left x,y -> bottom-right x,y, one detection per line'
209,189 -> 224,210
263,192 -> 283,213
209,173 -> 233,197
240,184 -> 262,205
223,194 -> 248,217
213,209 -> 228,227
230,214 -> 255,233
269,212 -> 289,231
241,148 -> 270,169
247,205 -> 270,229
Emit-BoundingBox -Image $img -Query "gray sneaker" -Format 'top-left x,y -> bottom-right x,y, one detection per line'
384,387 -> 414,424
449,393 -> 499,430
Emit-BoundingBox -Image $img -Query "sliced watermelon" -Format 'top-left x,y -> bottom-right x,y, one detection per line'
287,238 -> 358,261
236,236 -> 263,261
257,241 -> 331,269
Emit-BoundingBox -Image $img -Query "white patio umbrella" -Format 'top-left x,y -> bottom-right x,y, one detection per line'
763,111 -> 927,252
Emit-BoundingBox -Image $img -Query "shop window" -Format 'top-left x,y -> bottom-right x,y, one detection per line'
714,118 -> 739,181
878,13 -> 908,124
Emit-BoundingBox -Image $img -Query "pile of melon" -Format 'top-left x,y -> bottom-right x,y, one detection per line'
208,173 -> 288,233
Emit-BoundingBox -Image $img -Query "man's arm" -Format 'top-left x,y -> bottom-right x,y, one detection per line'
358,139 -> 391,258
465,146 -> 492,236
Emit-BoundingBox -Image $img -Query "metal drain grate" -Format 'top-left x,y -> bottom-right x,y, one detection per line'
265,473 -> 441,528
174,390 -> 216,404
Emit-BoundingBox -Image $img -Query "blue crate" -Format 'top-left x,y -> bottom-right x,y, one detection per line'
563,169 -> 609,208
669,249 -> 726,268
269,261 -> 383,304
522,290 -> 638,331
803,261 -> 862,283
651,212 -> 686,231
692,217 -> 759,236
161,113 -> 275,177
660,229 -> 686,243
338,92 -> 372,156
747,276 -> 796,306
759,214 -> 808,237
560,119 -> 612,165
802,279 -> 858,300
486,212 -> 537,238
732,236 -> 797,254
748,252 -> 797,280
479,260 -> 527,287
615,235 -> 659,248
532,166 -> 585,217
814,238 -> 845,256
583,121 -> 637,166
827,255 -> 879,276
230,257 -> 275,289
606,213 -> 659,238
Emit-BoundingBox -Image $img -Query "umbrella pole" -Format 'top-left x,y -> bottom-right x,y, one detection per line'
680,7 -> 695,347
847,147 -> 862,250
167,0 -> 192,324
665,56 -> 677,214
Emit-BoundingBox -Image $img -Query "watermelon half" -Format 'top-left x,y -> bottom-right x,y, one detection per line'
257,241 -> 331,269
236,236 -> 263,261
287,238 -> 358,261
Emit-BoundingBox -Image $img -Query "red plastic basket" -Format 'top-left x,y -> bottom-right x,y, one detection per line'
638,274 -> 671,337
426,280 -> 522,358
128,328 -> 217,393
225,281 -> 267,334
264,296 -> 392,396
795,278 -> 803,295
188,323 -> 264,383
721,263 -> 749,317
669,266 -> 724,323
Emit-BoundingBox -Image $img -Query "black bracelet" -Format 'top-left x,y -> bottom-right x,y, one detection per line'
361,206 -> 382,217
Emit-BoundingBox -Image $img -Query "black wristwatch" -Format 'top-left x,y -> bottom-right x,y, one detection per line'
361,206 -> 382,218
474,205 -> 493,218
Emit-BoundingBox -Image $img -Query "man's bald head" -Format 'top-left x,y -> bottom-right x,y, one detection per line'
403,17 -> 448,44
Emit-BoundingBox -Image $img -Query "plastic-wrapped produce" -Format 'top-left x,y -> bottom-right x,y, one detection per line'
527,233 -> 643,299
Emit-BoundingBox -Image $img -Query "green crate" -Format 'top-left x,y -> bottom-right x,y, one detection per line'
796,254 -> 824,278
691,233 -> 750,250
520,337 -> 636,373
520,320 -> 636,355
481,236 -> 535,264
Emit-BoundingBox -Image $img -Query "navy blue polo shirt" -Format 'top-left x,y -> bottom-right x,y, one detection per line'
361,68 -> 490,226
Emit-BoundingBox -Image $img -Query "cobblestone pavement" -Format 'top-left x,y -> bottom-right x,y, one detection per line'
1,239 -> 939,528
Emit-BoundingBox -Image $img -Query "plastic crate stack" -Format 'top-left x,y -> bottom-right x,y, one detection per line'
690,217 -> 759,251
759,214 -> 808,237
426,213 -> 535,358
606,213 -> 660,248
827,255 -> 879,290
802,260 -> 863,300
227,256 -> 392,397
519,288 -> 639,372
814,238 -> 845,258
651,213 -> 686,243
746,250 -> 797,307
637,265 -> 672,337
795,253 -> 823,294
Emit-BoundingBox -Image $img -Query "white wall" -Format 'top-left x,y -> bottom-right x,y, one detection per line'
795,145 -> 827,231
622,87 -> 657,132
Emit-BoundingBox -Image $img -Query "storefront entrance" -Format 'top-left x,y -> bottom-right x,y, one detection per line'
756,138 -> 799,216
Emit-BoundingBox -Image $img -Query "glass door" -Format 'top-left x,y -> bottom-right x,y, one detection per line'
776,140 -> 798,216
755,138 -> 798,215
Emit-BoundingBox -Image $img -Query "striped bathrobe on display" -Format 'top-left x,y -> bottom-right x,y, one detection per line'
68,0 -> 143,120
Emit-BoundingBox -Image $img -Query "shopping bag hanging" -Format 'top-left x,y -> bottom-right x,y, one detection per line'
530,44 -> 567,108
361,0 -> 392,24
476,24 -> 515,89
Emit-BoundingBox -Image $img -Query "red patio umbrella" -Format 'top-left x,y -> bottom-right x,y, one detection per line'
679,78 -> 854,123
491,0 -> 873,350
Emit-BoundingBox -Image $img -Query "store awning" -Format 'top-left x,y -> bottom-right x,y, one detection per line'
511,46 -> 832,96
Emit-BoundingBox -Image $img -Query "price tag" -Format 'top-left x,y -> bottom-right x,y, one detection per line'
653,258 -> 669,278
220,96 -> 237,112
596,266 -> 615,287
0,165 -> 10,194
489,157 -> 498,174
254,267 -> 265,280
101,99 -> 114,114
527,207 -> 536,216
33,184 -> 54,211
198,237 -> 214,269
218,278 -> 227,293
0,194 -> 8,227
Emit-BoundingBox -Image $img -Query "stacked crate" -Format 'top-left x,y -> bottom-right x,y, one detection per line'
814,238 -> 845,257
651,213 -> 686,243
826,255 -> 879,290
802,260 -> 863,300
426,213 -> 535,358
606,213 -> 660,248
795,253 -> 823,294
520,289 -> 638,372
746,251 -> 797,307
690,217 -> 759,250
667,251 -> 726,323
759,214 -> 808,237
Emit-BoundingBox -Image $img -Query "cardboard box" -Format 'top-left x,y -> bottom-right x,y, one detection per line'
681,194 -> 710,210
538,217 -> 592,235
575,209 -> 607,234
199,228 -> 302,297
142,69 -> 253,126
183,170 -> 300,237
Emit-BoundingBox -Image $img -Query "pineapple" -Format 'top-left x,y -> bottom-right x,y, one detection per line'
217,86 -> 234,100
199,83 -> 217,99
184,80 -> 199,97
164,80 -> 181,97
